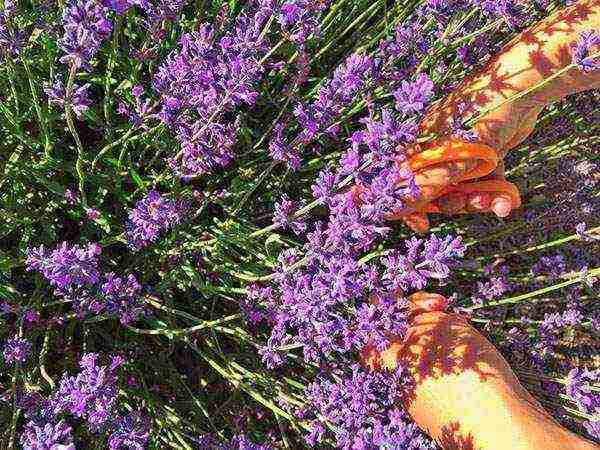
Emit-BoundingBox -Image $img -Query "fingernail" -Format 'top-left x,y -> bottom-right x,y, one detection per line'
491,195 -> 512,217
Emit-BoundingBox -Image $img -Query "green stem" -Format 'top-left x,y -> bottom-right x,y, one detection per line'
64,64 -> 87,203
21,57 -> 52,157
468,266 -> 600,311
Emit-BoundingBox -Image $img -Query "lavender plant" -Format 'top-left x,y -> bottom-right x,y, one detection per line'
1,0 -> 598,448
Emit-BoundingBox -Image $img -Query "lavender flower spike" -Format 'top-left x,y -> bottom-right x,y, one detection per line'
59,0 -> 112,69
43,76 -> 92,120
572,30 -> 600,72
125,190 -> 187,250
3,337 -> 32,366
26,242 -> 102,294
20,420 -> 75,450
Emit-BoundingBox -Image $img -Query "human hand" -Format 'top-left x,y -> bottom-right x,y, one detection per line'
361,292 -> 599,450
395,0 -> 600,232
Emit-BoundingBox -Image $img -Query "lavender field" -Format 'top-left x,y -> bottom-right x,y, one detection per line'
0,0 -> 599,448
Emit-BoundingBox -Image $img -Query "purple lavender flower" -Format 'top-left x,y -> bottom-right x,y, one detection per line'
269,123 -> 301,170
59,0 -> 112,69
278,0 -> 329,47
0,10 -> 25,59
295,53 -> 375,143
473,0 -> 524,27
473,274 -> 510,305
64,188 -> 79,205
26,242 -> 102,294
153,3 -> 273,179
383,235 -> 466,291
241,284 -> 272,326
118,85 -> 157,128
301,365 -> 431,449
229,434 -> 273,450
43,76 -> 92,120
100,273 -> 146,325
3,337 -> 31,366
146,0 -> 187,23
311,168 -> 338,205
86,208 -> 101,221
531,253 -> 566,280
125,190 -> 187,249
107,411 -> 151,450
20,420 -> 74,450
566,367 -> 600,413
102,0 -> 149,15
572,30 -> 600,72
274,196 -> 306,234
52,353 -> 122,431
393,73 -> 434,116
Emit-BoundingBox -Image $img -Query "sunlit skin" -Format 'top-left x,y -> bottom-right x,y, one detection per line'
361,292 -> 600,450
396,0 -> 600,232
362,1 -> 600,449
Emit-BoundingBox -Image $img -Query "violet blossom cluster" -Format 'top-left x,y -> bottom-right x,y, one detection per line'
117,85 -> 156,128
20,353 -> 150,449
195,433 -> 274,449
273,195 -> 306,234
43,76 -> 92,120
125,190 -> 188,250
100,273 -> 146,326
107,411 -> 151,449
26,241 -> 147,325
270,53 -> 377,169
58,0 -> 112,70
299,365 -> 435,449
278,0 -> 329,47
2,337 -> 32,366
0,6 -> 26,60
566,368 -> 600,441
51,353 -> 123,430
572,30 -> 600,72
152,1 -> 276,179
26,242 -> 102,295
21,420 -> 75,450
102,0 -> 149,16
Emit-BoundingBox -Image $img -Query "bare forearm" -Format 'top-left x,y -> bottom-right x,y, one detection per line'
364,311 -> 599,450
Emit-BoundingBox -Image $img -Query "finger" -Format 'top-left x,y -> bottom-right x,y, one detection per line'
399,159 -> 480,216
466,191 -> 492,211
464,161 -> 507,212
483,159 -> 506,181
403,212 -> 430,234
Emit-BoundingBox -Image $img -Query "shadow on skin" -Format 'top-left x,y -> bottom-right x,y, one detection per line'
360,308 -> 567,448
418,0 -> 598,153
362,312 -> 502,402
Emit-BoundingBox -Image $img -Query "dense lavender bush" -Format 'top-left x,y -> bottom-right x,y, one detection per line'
1,0 -> 598,448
